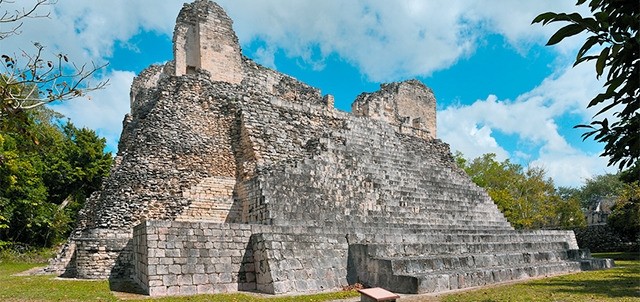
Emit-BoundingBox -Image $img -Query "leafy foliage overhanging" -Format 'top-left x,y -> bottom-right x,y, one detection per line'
533,0 -> 639,170
0,0 -> 108,124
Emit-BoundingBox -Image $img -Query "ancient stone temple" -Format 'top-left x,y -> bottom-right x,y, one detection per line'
47,0 -> 612,296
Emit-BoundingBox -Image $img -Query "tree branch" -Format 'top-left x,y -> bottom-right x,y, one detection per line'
0,0 -> 56,40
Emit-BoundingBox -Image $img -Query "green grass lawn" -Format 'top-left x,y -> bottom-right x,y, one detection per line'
0,253 -> 637,301
439,252 -> 640,302
0,262 -> 359,302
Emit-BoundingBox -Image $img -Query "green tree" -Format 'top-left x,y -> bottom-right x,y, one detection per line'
0,110 -> 53,246
0,1 -> 111,249
574,173 -> 626,209
41,123 -> 112,222
554,194 -> 587,229
619,162 -> 639,184
607,182 -> 640,242
0,107 -> 112,248
455,153 -> 586,229
533,0 -> 639,169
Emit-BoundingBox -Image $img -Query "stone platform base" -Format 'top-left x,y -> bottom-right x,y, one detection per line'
128,220 -> 613,296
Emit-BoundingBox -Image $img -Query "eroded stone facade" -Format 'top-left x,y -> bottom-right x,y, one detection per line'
352,79 -> 437,139
47,0 -> 613,296
173,0 -> 243,84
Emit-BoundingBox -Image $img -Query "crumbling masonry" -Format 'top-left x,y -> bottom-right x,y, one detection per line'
47,0 -> 613,296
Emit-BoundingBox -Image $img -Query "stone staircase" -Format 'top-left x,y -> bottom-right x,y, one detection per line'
251,114 -> 613,293
176,176 -> 238,223
262,116 -> 511,229
344,119 -> 511,229
348,237 -> 613,294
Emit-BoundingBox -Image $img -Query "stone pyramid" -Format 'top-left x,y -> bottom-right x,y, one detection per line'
47,0 -> 613,296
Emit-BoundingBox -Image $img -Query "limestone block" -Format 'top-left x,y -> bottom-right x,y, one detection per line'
149,286 -> 167,296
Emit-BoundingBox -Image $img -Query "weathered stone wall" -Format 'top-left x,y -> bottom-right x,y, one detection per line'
242,58 -> 324,107
56,74 -> 243,277
237,97 -> 344,170
176,176 -> 237,222
246,109 -> 508,229
74,229 -> 133,279
227,94 -> 345,224
253,232 -> 348,294
133,221 -> 350,296
133,221 -> 254,296
174,0 -> 244,84
130,64 -> 165,112
76,74 -> 239,232
352,80 -> 437,139
131,221 -> 583,296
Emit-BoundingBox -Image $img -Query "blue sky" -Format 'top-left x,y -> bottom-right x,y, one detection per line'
1,0 -> 616,187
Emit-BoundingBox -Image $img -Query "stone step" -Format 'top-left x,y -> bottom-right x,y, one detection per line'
389,251 -> 574,274
266,186 -> 502,212
275,219 -> 515,231
353,252 -> 581,294
273,217 -> 512,230
360,214 -> 508,225
407,261 -> 582,293
247,224 -> 573,246
356,216 -> 512,228
176,199 -> 239,223
252,226 -> 574,247
275,169 -> 490,200
364,241 -> 571,257
364,207 -> 508,220
354,233 -> 575,246
302,225 -> 524,236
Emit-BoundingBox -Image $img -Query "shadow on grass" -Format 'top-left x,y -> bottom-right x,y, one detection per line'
527,272 -> 639,299
109,278 -> 146,295
593,252 -> 640,261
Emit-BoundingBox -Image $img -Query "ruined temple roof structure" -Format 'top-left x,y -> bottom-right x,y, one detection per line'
47,0 -> 613,297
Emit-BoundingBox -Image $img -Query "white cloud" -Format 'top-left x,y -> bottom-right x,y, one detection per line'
220,0 -> 477,81
466,1 -> 591,53
437,62 -> 614,187
2,1 -> 589,81
0,0 -> 183,63
531,151 -> 613,188
437,100 -> 510,160
219,0 -> 588,81
2,0 -> 613,186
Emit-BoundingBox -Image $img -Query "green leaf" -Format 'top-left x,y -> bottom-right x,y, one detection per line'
596,47 -> 610,78
565,13 -> 584,23
587,93 -> 607,108
575,54 -> 598,66
605,76 -> 625,95
547,23 -> 586,46
594,11 -> 608,22
610,44 -> 622,57
595,101 -> 620,117
576,36 -> 600,62
577,17 -> 598,31
532,12 -> 557,24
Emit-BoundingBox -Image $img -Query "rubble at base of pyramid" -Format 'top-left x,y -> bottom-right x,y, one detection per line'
45,0 -> 614,297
